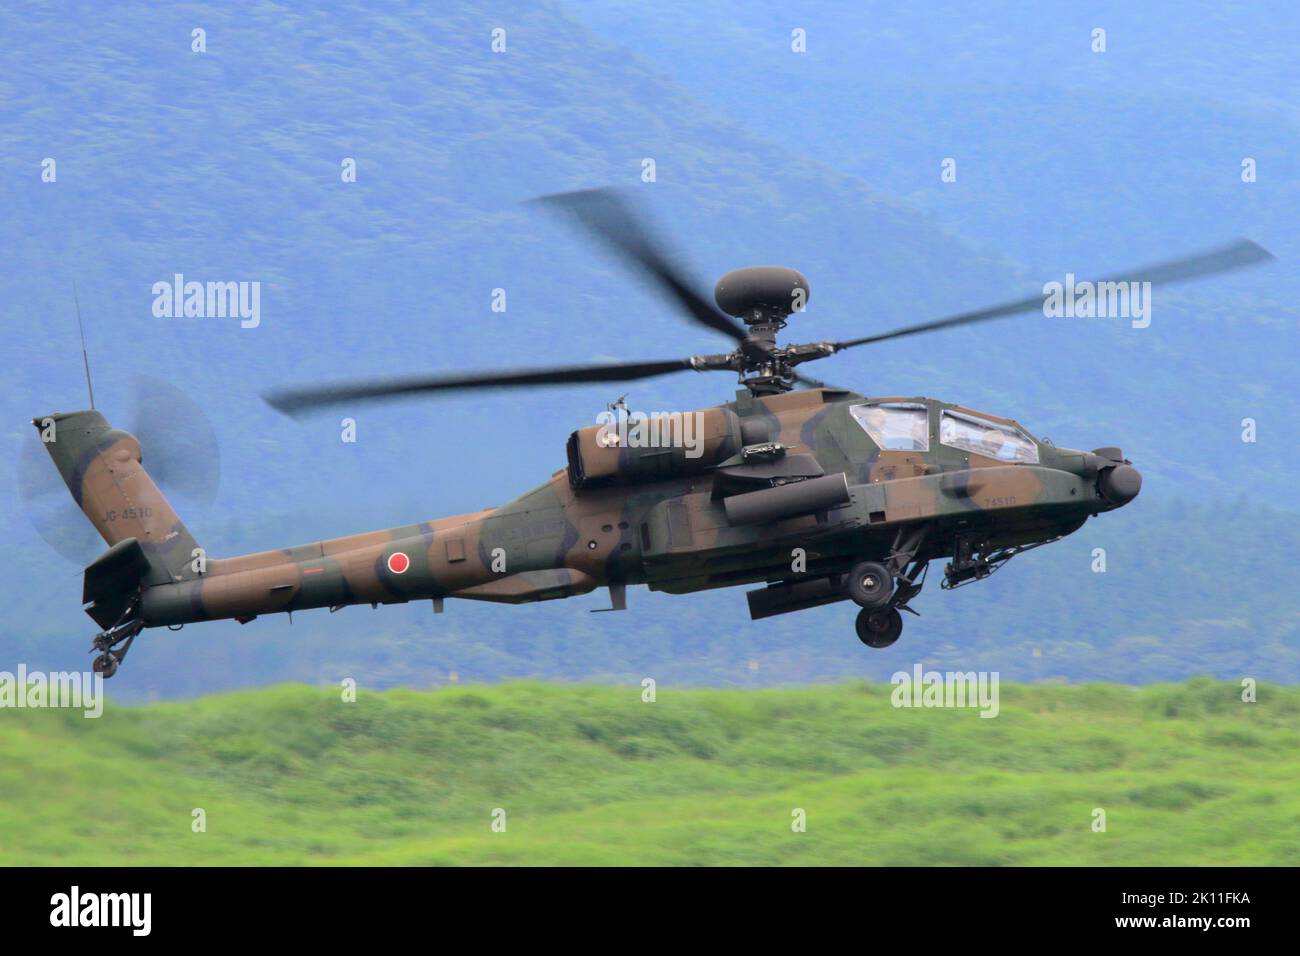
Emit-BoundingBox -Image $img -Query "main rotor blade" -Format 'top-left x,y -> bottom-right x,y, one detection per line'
265,358 -> 700,415
793,371 -> 838,390
833,238 -> 1275,351
529,188 -> 749,346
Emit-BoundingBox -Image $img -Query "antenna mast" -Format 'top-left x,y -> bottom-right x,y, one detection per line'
73,281 -> 95,410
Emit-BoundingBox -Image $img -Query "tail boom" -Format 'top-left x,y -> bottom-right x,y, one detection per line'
138,511 -> 505,626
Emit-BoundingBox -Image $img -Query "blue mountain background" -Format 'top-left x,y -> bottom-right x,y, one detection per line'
2,1 -> 1298,700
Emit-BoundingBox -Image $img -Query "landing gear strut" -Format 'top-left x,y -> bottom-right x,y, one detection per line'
848,527 -> 928,649
89,604 -> 143,680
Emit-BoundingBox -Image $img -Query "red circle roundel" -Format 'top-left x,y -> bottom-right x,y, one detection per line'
387,551 -> 410,575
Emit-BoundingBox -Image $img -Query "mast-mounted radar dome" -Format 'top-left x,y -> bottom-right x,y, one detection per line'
714,266 -> 809,323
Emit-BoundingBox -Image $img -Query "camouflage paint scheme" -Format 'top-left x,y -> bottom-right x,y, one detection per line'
36,386 -> 1137,633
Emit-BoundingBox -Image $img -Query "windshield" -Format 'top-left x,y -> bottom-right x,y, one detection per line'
850,402 -> 930,451
939,410 -> 1039,463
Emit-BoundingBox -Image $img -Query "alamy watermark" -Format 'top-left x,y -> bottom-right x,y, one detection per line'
595,407 -> 706,459
890,665 -> 1000,718
0,665 -> 104,718
50,886 -> 150,936
1042,275 -> 1151,329
152,273 -> 260,328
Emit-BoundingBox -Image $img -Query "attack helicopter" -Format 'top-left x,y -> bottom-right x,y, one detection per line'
33,189 -> 1272,677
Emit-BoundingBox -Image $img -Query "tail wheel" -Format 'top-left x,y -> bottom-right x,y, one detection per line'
847,561 -> 894,609
92,652 -> 120,679
856,607 -> 903,648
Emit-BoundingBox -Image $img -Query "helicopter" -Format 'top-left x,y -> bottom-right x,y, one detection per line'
33,189 -> 1273,677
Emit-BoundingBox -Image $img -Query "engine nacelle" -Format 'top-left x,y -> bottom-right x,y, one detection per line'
566,407 -> 743,491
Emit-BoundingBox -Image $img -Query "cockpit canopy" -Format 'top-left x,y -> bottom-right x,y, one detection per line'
938,409 -> 1038,463
850,401 -> 1039,464
849,402 -> 929,451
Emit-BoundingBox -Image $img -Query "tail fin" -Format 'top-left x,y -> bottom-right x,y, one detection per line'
33,410 -> 201,592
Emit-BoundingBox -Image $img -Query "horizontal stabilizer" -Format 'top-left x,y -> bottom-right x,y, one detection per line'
83,537 -> 151,628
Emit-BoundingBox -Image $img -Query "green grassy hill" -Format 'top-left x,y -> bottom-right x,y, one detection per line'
2,680 -> 1296,865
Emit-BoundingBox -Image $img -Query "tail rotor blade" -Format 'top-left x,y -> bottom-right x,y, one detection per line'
16,428 -> 102,564
18,381 -> 221,565
129,378 -> 221,510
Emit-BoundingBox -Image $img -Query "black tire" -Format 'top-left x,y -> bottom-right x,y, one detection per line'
847,561 -> 893,609
856,607 -> 903,648
93,652 -> 119,679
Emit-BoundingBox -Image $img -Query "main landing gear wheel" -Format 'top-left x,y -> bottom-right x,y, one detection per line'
856,607 -> 903,648
847,561 -> 894,609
